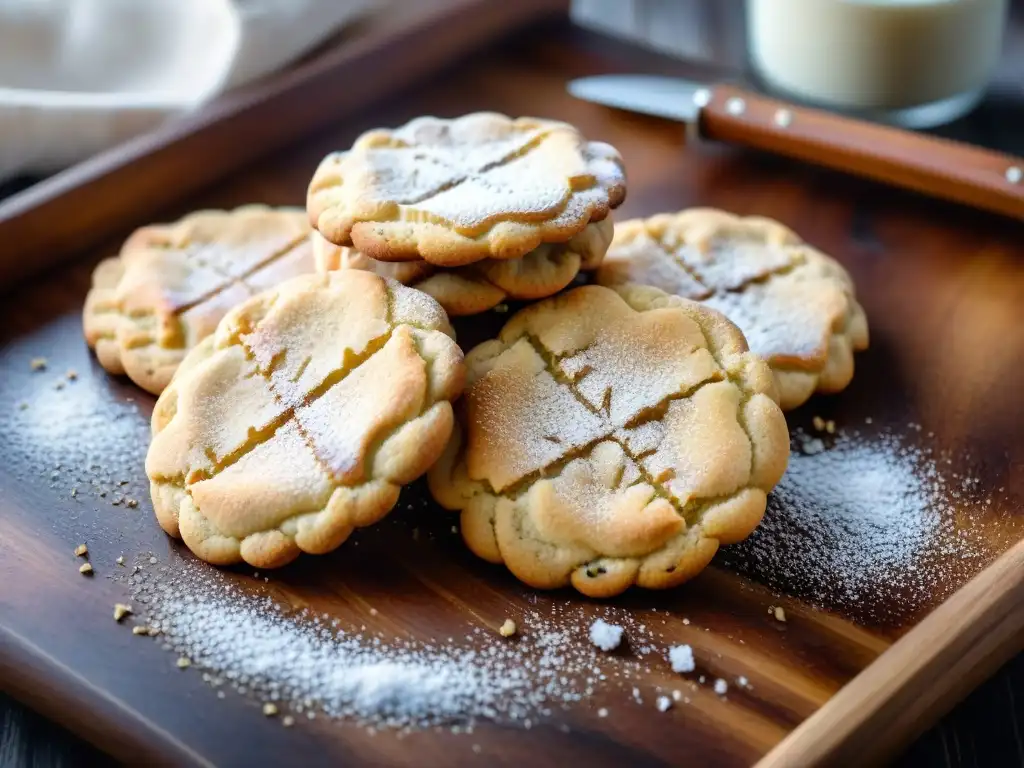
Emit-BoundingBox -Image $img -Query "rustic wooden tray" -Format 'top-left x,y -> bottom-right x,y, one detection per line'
1,7 -> 1022,767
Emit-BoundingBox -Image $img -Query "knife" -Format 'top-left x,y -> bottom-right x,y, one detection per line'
568,75 -> 1024,220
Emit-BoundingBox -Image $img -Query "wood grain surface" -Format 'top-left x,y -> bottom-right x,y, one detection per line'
1,17 -> 1023,768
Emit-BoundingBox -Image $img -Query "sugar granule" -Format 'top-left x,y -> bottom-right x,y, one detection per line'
588,619 -> 623,652
655,695 -> 672,712
713,679 -> 728,695
668,645 -> 694,674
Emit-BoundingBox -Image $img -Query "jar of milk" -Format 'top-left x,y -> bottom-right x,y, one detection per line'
746,0 -> 1009,127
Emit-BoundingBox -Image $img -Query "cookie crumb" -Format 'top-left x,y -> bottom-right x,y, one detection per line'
588,619 -> 623,651
825,420 -> 836,435
451,526 -> 458,534
113,603 -> 132,622
282,715 -> 295,727
78,562 -> 93,575
714,679 -> 728,695
176,657 -> 191,669
498,619 -> 517,638
656,695 -> 672,712
668,644 -> 695,673
774,606 -> 787,622
597,707 -> 608,718
682,618 -> 690,625
493,303 -> 509,314
369,608 -> 379,617
132,625 -> 150,636
30,357 -> 47,371
263,702 -> 279,717
116,556 -> 125,566
70,487 -> 78,498
812,416 -> 825,432
126,498 -> 139,509
74,544 -> 88,557
66,369 -> 78,381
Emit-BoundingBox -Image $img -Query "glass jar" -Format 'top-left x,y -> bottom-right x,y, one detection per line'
746,0 -> 1009,128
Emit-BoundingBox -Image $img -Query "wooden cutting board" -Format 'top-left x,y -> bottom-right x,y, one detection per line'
1,8 -> 1023,767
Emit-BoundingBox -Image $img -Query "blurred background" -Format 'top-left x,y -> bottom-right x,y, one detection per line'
1,1 -> 1022,766
1,0 -> 1021,203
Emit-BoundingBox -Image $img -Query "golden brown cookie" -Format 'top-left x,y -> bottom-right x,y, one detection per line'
312,218 -> 613,316
428,284 -> 789,598
595,208 -> 869,410
83,205 -> 315,395
146,270 -> 465,569
307,112 -> 626,267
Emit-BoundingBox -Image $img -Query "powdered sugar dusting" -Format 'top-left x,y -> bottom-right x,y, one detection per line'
721,426 -> 1004,624
129,562 -> 710,730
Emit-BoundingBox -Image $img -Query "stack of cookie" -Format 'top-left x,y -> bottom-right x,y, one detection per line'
306,113 -> 624,316
82,110 -> 869,599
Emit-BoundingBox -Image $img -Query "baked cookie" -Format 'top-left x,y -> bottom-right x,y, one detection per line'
312,217 -> 613,316
595,208 -> 869,411
307,112 -> 626,267
428,284 -> 789,598
83,205 -> 315,395
146,270 -> 465,569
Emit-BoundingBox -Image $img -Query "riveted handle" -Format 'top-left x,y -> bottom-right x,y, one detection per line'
697,84 -> 1024,220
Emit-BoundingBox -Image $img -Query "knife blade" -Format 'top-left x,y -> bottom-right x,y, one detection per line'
568,75 -> 706,123
568,74 -> 1024,220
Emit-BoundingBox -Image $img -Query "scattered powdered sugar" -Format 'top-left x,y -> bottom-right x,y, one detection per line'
588,619 -> 624,651
668,645 -> 695,673
721,426 -> 1000,624
145,580 -> 567,727
129,562 -> 705,730
713,679 -> 728,696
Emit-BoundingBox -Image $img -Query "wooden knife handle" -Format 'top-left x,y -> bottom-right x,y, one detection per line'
697,84 -> 1024,220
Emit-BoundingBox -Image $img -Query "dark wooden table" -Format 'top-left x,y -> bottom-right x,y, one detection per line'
2,7 -> 1024,767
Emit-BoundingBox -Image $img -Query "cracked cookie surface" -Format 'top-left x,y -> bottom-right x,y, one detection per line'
307,112 -> 626,267
146,270 -> 465,568
595,208 -> 869,410
83,205 -> 316,395
313,218 -> 612,316
428,284 -> 789,597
